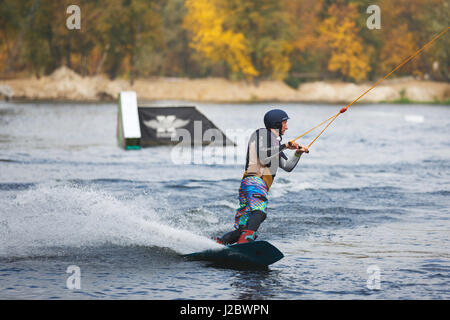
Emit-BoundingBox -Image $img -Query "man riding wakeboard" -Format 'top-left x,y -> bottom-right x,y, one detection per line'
216,109 -> 309,245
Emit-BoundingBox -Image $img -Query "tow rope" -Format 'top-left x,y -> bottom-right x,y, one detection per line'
289,26 -> 449,150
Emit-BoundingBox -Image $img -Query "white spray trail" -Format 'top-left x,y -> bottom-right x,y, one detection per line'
0,182 -> 221,257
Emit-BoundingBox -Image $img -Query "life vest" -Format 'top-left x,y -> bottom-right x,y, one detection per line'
242,128 -> 286,191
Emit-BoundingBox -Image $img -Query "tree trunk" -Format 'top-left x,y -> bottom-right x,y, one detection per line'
95,44 -> 109,75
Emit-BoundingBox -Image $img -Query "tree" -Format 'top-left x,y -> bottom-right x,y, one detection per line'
0,0 -> 447,82
0,0 -> 30,75
284,0 -> 328,83
158,0 -> 194,77
318,1 -> 371,81
378,0 -> 449,81
221,0 -> 292,80
99,0 -> 162,83
184,0 -> 258,79
423,0 -> 449,81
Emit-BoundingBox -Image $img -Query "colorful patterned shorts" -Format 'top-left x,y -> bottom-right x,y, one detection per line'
234,176 -> 268,229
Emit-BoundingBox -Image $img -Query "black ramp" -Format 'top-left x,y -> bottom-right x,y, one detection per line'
138,106 -> 235,147
184,241 -> 284,268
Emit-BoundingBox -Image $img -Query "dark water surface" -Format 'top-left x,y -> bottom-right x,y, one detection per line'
0,101 -> 449,299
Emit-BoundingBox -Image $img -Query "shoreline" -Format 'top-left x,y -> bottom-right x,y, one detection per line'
4,98 -> 450,106
1,67 -> 449,105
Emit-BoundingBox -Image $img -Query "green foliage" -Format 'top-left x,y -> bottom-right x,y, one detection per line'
283,77 -> 302,90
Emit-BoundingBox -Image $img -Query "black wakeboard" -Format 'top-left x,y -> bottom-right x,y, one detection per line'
184,241 -> 284,268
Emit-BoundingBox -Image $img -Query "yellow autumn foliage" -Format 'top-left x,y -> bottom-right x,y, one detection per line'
318,3 -> 371,82
379,24 -> 416,75
184,0 -> 258,78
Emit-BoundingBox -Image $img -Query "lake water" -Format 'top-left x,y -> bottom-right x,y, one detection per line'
0,100 -> 449,299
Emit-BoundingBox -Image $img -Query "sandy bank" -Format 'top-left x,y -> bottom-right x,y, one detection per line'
1,66 -> 449,104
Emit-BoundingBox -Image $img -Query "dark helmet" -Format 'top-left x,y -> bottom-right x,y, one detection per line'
264,109 -> 290,130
